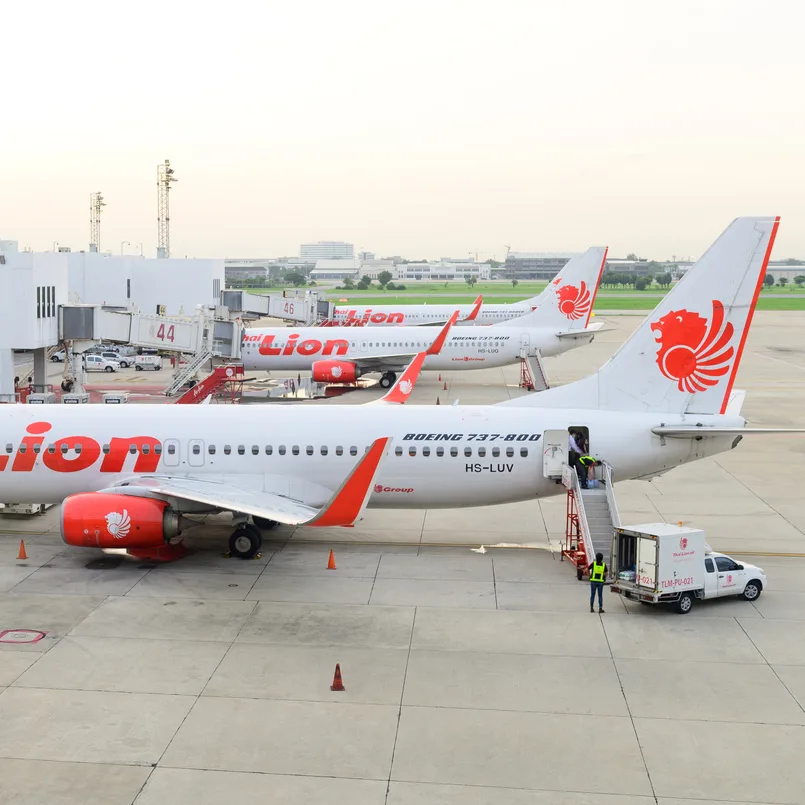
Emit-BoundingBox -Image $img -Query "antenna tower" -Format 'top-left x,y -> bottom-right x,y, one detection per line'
89,192 -> 105,252
156,159 -> 178,257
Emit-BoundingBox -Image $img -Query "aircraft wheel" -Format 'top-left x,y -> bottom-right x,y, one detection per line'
379,372 -> 396,389
229,524 -> 263,559
252,516 -> 278,531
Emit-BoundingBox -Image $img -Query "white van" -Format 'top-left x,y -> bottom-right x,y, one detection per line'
135,354 -> 163,371
84,355 -> 120,373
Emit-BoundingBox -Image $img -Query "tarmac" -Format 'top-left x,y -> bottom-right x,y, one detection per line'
1,310 -> 804,804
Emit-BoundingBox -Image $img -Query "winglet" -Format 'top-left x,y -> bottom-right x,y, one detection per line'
462,295 -> 483,322
305,437 -> 391,527
426,310 -> 459,355
372,311 -> 458,405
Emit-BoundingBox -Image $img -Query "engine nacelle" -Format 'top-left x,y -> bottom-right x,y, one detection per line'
311,360 -> 358,384
61,493 -> 181,549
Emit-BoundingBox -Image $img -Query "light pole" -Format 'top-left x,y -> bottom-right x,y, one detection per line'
121,241 -> 130,255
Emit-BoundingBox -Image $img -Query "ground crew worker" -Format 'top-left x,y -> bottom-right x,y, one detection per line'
579,453 -> 596,487
589,552 -> 607,613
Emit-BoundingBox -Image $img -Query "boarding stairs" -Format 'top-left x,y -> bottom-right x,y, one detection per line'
173,363 -> 245,404
562,461 -> 621,578
519,352 -> 549,392
164,350 -> 213,397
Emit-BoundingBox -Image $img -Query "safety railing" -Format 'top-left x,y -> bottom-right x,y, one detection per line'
602,461 -> 621,529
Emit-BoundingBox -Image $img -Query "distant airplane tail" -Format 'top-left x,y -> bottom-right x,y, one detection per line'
500,217 -> 780,416
494,247 -> 608,331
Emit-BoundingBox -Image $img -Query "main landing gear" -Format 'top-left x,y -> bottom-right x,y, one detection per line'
379,371 -> 397,389
228,516 -> 279,559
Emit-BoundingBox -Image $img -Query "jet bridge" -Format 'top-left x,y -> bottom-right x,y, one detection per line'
222,289 -> 333,324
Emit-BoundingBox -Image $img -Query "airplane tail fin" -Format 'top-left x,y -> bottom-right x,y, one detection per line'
494,247 -> 608,331
500,217 -> 779,415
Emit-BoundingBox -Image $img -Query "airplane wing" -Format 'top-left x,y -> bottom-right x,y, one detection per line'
370,311 -> 459,404
652,427 -> 805,438
100,437 -> 391,527
352,310 -> 460,375
556,322 -> 608,339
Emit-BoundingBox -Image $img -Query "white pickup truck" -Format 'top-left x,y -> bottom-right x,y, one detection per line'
609,522 -> 767,614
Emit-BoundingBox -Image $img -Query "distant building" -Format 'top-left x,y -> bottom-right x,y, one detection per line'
765,263 -> 805,283
300,241 -> 354,260
502,253 -> 578,281
309,258 -> 362,281
395,261 -> 490,281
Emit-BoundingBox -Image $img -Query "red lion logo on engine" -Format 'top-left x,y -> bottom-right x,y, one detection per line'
651,300 -> 734,393
555,281 -> 591,320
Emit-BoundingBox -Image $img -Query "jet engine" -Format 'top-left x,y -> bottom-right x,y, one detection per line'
311,360 -> 358,384
61,493 -> 182,549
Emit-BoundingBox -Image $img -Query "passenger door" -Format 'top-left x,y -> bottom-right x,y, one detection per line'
715,555 -> 744,596
520,332 -> 531,358
188,439 -> 205,468
162,439 -> 180,468
542,429 -> 568,479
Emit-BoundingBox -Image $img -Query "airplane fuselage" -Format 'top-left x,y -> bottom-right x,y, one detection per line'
329,302 -> 534,327
241,324 -> 586,373
0,405 -> 741,510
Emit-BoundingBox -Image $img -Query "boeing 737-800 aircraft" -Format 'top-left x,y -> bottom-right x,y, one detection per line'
323,247 -> 606,327
0,217 -> 798,562
242,247 -> 607,387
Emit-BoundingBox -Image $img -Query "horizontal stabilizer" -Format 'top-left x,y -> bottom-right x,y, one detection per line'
652,426 -> 805,439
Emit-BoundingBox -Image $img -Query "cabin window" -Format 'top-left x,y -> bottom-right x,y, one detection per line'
336,446 -> 343,456
33,443 -> 41,454
252,445 -> 259,455
237,445 -> 245,455
506,447 -> 514,458
18,444 -> 26,454
350,446 -> 358,456
4,444 -> 11,454
47,444 -> 55,454
154,444 -> 162,455
464,446 -> 472,457
520,447 -> 528,457
129,444 -> 138,454
278,445 -> 286,455
74,443 -> 82,454
224,445 -> 231,455
321,446 -> 328,456
141,444 -> 150,455
450,446 -> 458,457
265,445 -> 273,455
167,444 -> 176,455
209,445 -> 216,455
61,444 -> 69,454
409,446 -> 417,456
395,446 -> 403,456
492,447 -> 500,457
422,446 -> 430,456
478,446 -> 486,457
292,445 -> 300,456
192,445 -> 201,455
306,445 -> 314,456
436,446 -> 444,457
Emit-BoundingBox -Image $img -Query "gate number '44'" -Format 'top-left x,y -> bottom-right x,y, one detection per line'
156,324 -> 175,342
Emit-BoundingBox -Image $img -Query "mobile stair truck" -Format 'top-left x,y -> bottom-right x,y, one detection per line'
609,522 -> 767,614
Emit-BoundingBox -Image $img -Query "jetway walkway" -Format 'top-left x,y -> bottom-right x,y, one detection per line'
562,461 -> 621,579
222,290 -> 332,325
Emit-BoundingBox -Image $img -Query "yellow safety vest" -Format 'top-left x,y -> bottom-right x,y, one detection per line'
579,455 -> 595,466
590,562 -> 606,582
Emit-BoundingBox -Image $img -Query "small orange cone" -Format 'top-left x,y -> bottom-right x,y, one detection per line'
436,397 -> 440,405
330,663 -> 345,691
17,540 -> 27,561
327,549 -> 337,570
438,374 -> 442,381
443,381 -> 447,390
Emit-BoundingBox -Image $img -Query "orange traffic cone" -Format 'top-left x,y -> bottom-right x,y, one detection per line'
17,540 -> 27,561
443,381 -> 447,390
438,374 -> 442,381
436,397 -> 440,405
330,663 -> 345,691
327,549 -> 337,570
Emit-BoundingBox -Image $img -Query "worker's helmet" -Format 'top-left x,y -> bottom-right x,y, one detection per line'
596,552 -> 604,562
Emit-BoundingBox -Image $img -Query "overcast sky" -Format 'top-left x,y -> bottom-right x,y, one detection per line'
2,0 -> 803,260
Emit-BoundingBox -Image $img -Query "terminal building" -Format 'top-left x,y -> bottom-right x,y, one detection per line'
300,241 -> 354,260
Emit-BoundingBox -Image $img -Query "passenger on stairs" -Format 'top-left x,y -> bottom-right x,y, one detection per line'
568,431 -> 583,479
589,552 -> 607,613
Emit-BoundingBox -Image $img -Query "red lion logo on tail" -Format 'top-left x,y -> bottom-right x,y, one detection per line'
651,300 -> 734,393
555,281 -> 591,321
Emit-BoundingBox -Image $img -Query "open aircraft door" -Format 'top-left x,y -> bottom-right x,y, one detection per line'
520,332 -> 531,358
542,429 -> 567,479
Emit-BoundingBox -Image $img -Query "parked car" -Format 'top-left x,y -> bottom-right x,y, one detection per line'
50,350 -> 66,362
84,355 -> 120,373
100,351 -> 131,368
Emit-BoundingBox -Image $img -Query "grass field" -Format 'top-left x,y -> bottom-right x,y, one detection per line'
322,294 -> 805,311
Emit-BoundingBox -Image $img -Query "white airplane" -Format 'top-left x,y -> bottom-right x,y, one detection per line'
0,216 -> 799,564
242,246 -> 608,388
323,247 -> 608,327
